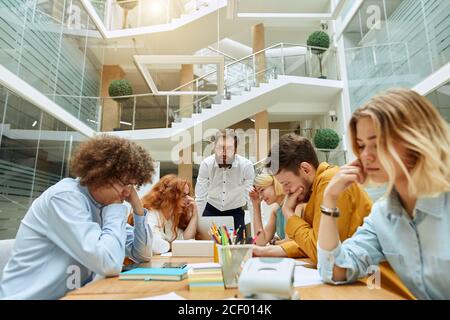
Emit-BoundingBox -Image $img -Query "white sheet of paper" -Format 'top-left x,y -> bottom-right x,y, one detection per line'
134,292 -> 186,300
293,266 -> 323,287
160,252 -> 173,257
186,262 -> 222,270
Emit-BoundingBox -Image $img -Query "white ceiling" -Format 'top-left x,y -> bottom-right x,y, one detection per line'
236,0 -> 331,14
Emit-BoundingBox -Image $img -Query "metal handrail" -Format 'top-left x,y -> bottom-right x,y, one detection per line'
225,66 -> 276,89
171,42 -> 335,93
206,46 -> 238,61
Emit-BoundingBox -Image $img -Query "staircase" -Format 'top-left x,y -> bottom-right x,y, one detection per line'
82,0 -> 228,38
110,43 -> 342,154
113,74 -> 343,154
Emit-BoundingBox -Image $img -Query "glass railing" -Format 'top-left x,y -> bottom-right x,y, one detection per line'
96,43 -> 338,131
96,0 -> 219,31
345,42 -> 415,109
343,0 -> 449,111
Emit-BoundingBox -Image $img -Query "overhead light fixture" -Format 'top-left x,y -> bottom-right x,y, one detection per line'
249,118 -> 255,123
329,110 -> 338,122
149,1 -> 163,15
120,121 -> 132,126
32,120 -> 38,127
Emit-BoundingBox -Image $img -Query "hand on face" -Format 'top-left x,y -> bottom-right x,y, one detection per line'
124,186 -> 145,216
324,159 -> 367,202
284,186 -> 304,211
249,187 -> 261,205
184,195 -> 198,215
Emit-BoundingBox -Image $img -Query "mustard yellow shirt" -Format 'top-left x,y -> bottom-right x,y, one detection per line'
280,162 -> 372,264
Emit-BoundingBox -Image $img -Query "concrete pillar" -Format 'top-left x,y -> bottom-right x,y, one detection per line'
252,23 -> 266,85
179,64 -> 194,118
252,23 -> 269,160
178,146 -> 193,186
100,65 -> 125,132
178,65 -> 194,184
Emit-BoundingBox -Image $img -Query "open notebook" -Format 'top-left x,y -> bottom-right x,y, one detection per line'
119,267 -> 188,281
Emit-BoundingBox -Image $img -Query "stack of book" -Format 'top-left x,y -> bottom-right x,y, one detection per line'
187,263 -> 225,291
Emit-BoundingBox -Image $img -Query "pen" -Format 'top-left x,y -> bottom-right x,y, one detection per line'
252,229 -> 262,244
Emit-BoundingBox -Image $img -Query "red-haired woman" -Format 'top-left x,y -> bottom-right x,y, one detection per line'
142,174 -> 198,254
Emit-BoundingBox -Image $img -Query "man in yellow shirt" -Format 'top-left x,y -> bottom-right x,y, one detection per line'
254,133 -> 415,299
253,133 -> 372,263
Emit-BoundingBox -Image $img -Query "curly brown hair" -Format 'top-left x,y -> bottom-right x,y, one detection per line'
141,174 -> 193,240
70,134 -> 155,188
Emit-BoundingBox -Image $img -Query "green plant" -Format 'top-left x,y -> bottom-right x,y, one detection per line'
108,79 -> 133,102
314,128 -> 340,149
307,31 -> 330,78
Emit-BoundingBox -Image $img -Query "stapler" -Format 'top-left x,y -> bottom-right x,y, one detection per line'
238,257 -> 298,300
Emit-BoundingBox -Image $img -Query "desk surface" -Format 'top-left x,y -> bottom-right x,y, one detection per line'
62,256 -> 403,300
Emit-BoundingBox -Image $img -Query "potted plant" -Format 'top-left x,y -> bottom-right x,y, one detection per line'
108,79 -> 133,130
314,128 -> 340,150
306,31 -> 330,79
108,79 -> 133,102
117,0 -> 138,29
314,128 -> 340,162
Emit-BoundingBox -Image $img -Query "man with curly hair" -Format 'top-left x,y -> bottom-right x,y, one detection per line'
0,135 -> 155,300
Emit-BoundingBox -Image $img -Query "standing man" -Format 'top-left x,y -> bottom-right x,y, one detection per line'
195,129 -> 255,239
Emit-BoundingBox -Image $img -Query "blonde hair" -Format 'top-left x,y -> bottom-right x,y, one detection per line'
254,173 -> 284,197
349,88 -> 450,198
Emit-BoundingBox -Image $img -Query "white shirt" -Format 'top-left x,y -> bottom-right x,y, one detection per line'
147,209 -> 184,254
195,154 -> 255,215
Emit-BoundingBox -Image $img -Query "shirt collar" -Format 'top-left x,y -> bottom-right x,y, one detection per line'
77,179 -> 103,209
415,193 -> 446,218
316,162 -> 332,177
387,188 -> 446,219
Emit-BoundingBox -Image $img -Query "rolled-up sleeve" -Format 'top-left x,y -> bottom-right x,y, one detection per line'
125,209 -> 153,263
243,161 -> 255,218
317,214 -> 385,284
195,161 -> 210,216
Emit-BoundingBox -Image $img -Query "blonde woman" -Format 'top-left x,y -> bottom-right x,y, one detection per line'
317,88 -> 450,299
249,173 -> 303,258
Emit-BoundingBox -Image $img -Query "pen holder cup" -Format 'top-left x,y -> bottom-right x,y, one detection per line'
216,244 -> 253,288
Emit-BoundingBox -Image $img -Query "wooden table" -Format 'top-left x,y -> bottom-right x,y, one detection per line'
62,256 -> 403,300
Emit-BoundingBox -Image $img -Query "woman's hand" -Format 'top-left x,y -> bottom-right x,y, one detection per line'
323,159 -> 367,207
249,187 -> 261,206
185,196 -> 198,216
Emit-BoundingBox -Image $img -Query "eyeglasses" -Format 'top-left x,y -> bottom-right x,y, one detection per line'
115,176 -> 138,189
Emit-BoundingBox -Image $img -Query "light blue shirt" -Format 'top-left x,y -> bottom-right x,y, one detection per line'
317,189 -> 450,300
0,178 -> 153,300
275,206 -> 286,239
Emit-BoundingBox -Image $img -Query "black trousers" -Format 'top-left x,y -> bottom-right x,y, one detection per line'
203,202 -> 245,240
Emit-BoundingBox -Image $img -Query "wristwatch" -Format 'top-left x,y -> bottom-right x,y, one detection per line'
320,204 -> 340,218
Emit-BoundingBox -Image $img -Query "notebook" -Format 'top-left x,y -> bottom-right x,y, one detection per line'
187,262 -> 224,291
119,267 -> 188,281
